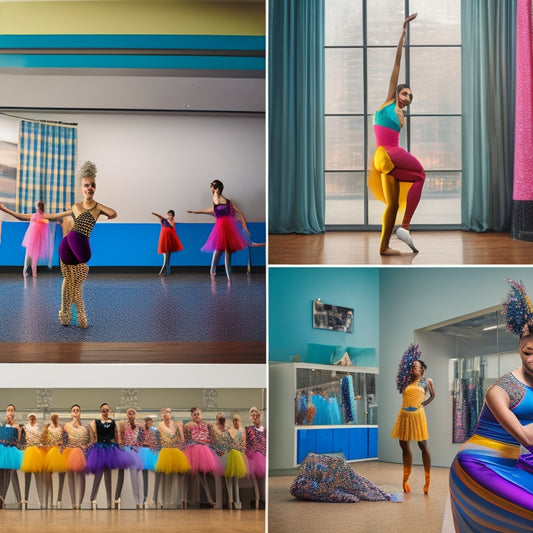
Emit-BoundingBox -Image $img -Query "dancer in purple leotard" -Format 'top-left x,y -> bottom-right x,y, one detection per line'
187,180 -> 249,281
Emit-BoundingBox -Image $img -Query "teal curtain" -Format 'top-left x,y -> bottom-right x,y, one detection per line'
18,120 -> 77,214
269,0 -> 325,234
461,0 -> 516,231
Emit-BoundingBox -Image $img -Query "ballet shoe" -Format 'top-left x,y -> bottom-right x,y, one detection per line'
136,504 -> 141,509
59,308 -> 71,326
424,474 -> 430,495
234,501 -> 242,510
402,480 -> 411,493
402,465 -> 411,493
91,500 -> 97,510
114,498 -> 121,510
380,247 -> 401,256
78,313 -> 88,329
56,500 -> 61,509
396,227 -> 419,253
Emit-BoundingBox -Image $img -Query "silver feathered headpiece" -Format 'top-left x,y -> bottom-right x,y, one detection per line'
79,161 -> 97,179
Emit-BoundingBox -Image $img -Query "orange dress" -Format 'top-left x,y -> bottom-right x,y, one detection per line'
390,379 -> 429,442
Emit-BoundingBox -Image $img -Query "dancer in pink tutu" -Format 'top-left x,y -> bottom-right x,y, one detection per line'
246,407 -> 266,509
183,407 -> 224,508
62,404 -> 89,509
86,403 -> 134,509
187,179 -> 249,281
151,210 -> 184,276
0,200 -> 53,277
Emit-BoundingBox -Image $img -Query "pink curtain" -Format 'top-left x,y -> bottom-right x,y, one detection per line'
512,0 -> 533,239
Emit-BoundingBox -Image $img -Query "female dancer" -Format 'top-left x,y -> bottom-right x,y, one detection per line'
154,407 -> 190,508
245,407 -> 266,509
138,417 -> 159,507
115,408 -> 144,509
41,413 -> 68,509
86,403 -> 133,509
62,404 -> 89,509
152,210 -> 183,276
226,414 -> 248,509
0,404 -> 22,509
391,344 -> 435,494
369,14 -> 425,255
187,180 -> 249,281
21,413 -> 44,509
183,407 -> 224,508
447,280 -> 533,532
0,200 -> 53,277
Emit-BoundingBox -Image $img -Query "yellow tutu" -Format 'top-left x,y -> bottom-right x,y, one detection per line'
155,448 -> 190,474
44,446 -> 68,473
21,446 -> 45,473
225,449 -> 247,478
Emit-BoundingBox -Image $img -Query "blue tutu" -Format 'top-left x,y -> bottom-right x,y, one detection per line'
138,447 -> 159,471
125,446 -> 144,470
0,444 -> 23,469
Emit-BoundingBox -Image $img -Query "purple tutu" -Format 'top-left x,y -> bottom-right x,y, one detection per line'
85,443 -> 135,473
183,444 -> 224,475
246,451 -> 266,478
125,446 -> 144,470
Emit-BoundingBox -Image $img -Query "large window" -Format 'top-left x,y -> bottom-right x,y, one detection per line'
325,0 -> 461,227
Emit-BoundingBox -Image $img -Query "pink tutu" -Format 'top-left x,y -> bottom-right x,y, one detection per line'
246,451 -> 266,478
183,444 -> 224,475
158,225 -> 183,254
22,212 -> 52,264
63,447 -> 87,472
201,216 -> 249,254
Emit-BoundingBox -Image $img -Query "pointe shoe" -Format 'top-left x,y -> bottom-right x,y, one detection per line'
136,504 -> 141,509
56,500 -> 61,509
91,500 -> 97,510
114,498 -> 121,510
424,475 -> 430,495
59,308 -> 72,326
234,501 -> 242,510
396,227 -> 419,253
78,313 -> 88,329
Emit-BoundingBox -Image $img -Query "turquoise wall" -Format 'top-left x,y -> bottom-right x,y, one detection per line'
269,267 -> 379,365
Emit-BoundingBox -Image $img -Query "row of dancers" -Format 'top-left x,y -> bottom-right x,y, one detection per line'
0,164 -> 263,328
0,403 -> 266,510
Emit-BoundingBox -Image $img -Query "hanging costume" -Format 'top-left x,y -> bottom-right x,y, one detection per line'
290,453 -> 400,503
369,99 -> 425,253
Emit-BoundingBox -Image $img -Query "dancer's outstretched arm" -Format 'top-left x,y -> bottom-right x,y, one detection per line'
187,207 -> 215,216
0,203 -> 34,221
386,14 -> 417,102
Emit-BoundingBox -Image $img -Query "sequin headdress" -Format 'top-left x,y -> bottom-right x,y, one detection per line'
396,343 -> 421,394
503,279 -> 533,338
79,160 -> 97,179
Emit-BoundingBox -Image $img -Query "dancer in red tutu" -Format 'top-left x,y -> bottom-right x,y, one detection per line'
187,180 -> 249,281
152,210 -> 183,276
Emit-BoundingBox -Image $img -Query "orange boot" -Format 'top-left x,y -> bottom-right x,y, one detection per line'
402,465 -> 411,493
423,469 -> 430,495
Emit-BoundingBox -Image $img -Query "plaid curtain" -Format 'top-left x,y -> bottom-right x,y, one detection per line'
17,119 -> 77,213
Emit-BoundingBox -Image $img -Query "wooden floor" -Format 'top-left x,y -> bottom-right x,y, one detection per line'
0,342 -> 266,364
268,230 -> 533,265
0,508 -> 265,533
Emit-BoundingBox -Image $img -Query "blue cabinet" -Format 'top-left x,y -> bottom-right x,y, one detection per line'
296,426 -> 378,463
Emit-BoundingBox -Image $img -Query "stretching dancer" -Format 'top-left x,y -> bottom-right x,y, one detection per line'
391,344 -> 435,494
187,180 -> 249,281
368,14 -> 425,255
0,200 -> 53,278
115,409 -> 144,509
152,210 -> 183,276
86,403 -> 133,509
21,413 -> 44,509
245,407 -> 266,509
154,408 -> 190,508
62,404 -> 89,509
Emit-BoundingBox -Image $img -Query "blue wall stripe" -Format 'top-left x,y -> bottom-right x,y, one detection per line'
0,54 -> 265,70
0,35 -> 265,51
0,222 -> 265,267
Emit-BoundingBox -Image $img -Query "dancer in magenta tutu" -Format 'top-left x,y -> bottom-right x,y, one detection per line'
246,407 -> 266,509
152,210 -> 183,276
0,200 -> 53,278
62,404 -> 88,509
183,407 -> 224,508
86,403 -> 134,509
187,179 -> 249,281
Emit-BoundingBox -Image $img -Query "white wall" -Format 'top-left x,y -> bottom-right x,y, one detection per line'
6,110 -> 265,223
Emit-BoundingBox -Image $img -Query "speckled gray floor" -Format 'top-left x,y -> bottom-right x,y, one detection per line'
0,269 -> 265,343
